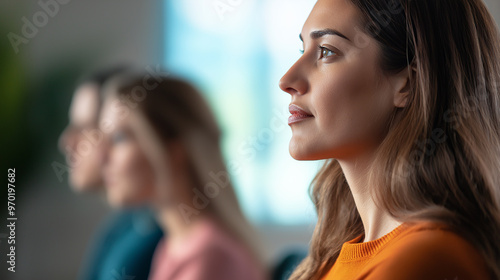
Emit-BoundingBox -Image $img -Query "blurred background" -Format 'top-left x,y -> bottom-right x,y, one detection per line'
1,0 -> 499,279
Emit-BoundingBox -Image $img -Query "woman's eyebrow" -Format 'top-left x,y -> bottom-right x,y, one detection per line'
299,28 -> 351,42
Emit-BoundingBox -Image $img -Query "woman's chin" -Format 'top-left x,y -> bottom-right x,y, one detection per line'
289,143 -> 320,161
106,193 -> 134,209
289,142 -> 341,161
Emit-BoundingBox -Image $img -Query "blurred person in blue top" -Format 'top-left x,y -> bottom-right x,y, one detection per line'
58,66 -> 163,280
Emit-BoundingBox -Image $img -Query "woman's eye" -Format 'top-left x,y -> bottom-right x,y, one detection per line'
299,49 -> 305,54
319,46 -> 336,59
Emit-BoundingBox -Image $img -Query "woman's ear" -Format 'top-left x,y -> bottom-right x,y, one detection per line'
392,66 -> 415,108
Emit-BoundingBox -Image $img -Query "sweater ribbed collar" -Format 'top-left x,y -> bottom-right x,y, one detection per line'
337,223 -> 408,262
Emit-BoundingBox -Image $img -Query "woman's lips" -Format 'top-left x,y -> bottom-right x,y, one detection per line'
288,104 -> 314,125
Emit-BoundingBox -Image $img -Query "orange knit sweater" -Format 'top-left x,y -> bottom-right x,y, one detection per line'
321,222 -> 492,280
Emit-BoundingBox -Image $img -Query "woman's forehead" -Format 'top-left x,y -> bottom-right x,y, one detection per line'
301,0 -> 363,41
70,84 -> 100,125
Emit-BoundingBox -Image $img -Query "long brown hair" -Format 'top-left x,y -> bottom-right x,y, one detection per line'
290,0 -> 500,279
103,73 -> 268,269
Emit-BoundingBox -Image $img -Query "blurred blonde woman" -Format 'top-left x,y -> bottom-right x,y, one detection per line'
99,71 -> 268,280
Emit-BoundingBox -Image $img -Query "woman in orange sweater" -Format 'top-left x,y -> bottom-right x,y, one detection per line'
279,0 -> 500,279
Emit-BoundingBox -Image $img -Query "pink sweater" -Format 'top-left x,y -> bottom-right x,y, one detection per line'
148,219 -> 267,280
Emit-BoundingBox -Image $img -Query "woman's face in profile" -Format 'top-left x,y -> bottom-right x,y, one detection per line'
279,0 -> 403,161
99,96 -> 156,208
59,83 -> 104,191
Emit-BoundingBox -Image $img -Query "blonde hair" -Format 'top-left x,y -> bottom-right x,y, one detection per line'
104,72 -> 267,267
290,0 -> 500,279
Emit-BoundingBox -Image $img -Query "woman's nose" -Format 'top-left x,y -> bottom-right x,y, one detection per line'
279,59 -> 308,96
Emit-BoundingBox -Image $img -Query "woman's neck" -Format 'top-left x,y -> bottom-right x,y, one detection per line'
337,151 -> 401,242
157,206 -> 204,238
155,203 -> 209,255
154,160 -> 209,249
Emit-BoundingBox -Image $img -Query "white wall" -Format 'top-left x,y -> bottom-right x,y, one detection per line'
3,0 -> 163,77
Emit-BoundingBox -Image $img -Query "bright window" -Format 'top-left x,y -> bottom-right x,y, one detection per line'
164,0 -> 319,224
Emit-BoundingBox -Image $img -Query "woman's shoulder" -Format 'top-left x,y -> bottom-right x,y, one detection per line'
183,219 -> 268,280
388,222 -> 481,257
190,219 -> 254,263
372,221 -> 492,280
